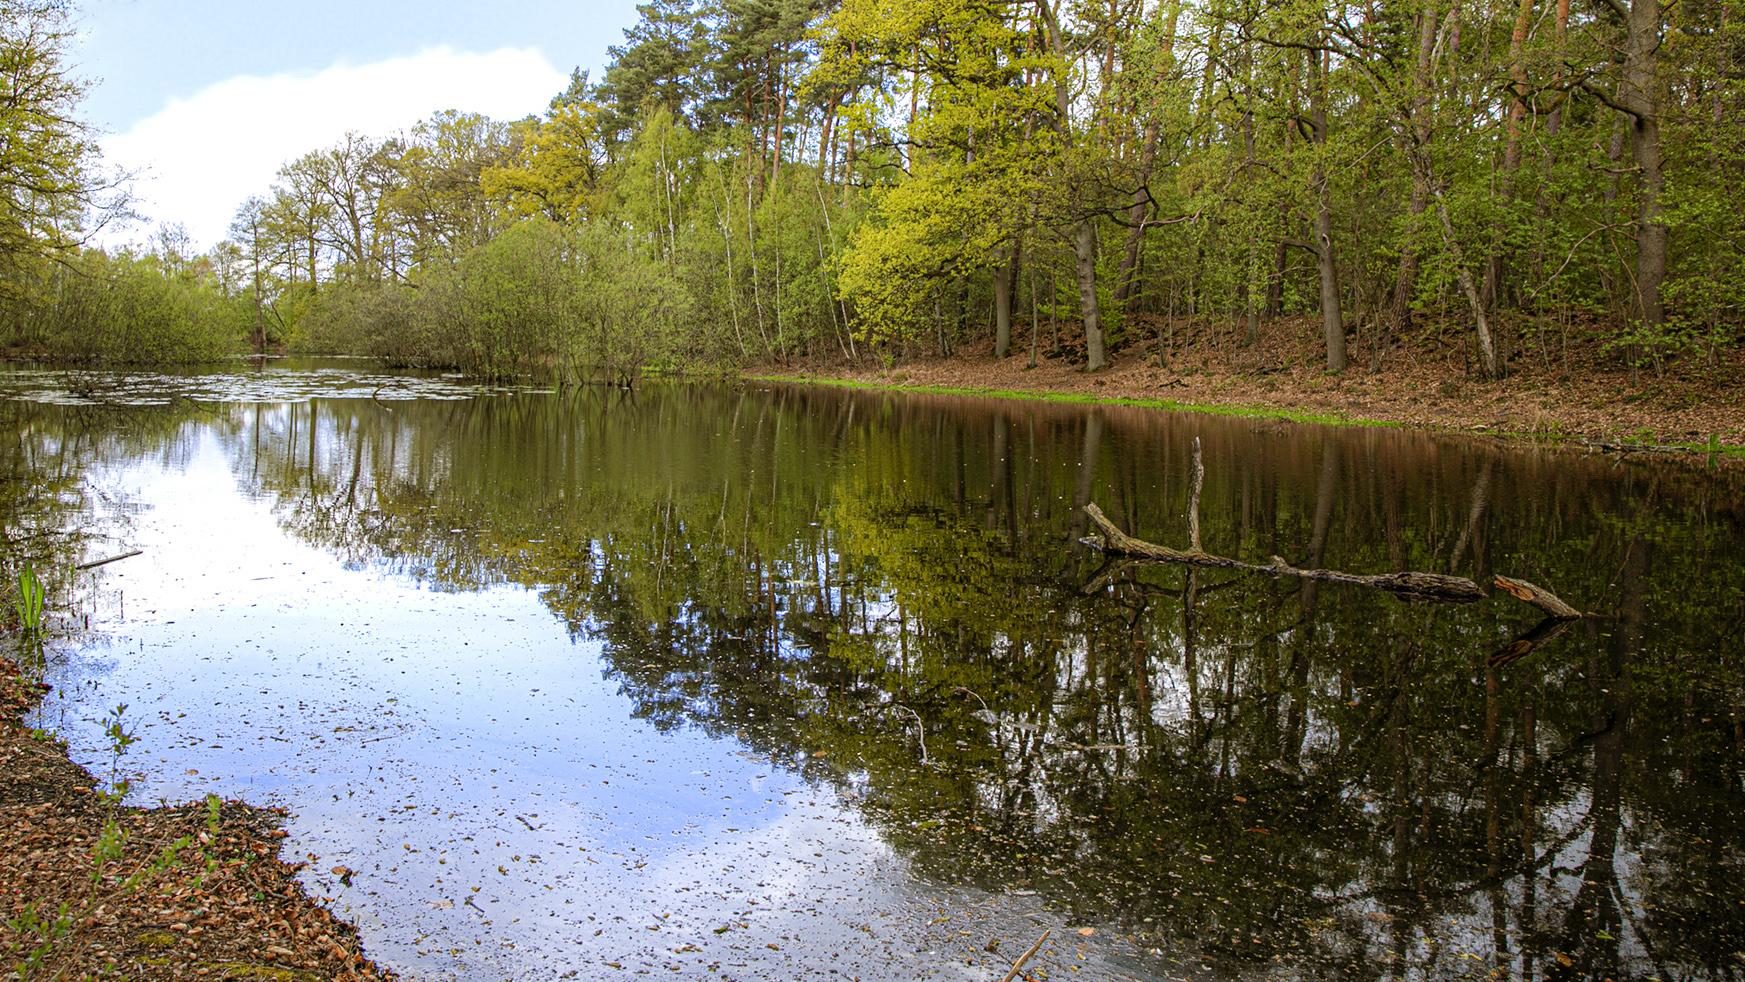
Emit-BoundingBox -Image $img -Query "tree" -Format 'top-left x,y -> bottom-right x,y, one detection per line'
1035,0 -> 1114,371
391,111 -> 519,266
0,0 -> 121,301
303,132 -> 395,281
120,0 -> 1740,379
595,0 -> 711,143
815,0 -> 1077,359
227,196 -> 288,350
1592,0 -> 1669,331
269,156 -> 330,289
481,101 -> 610,224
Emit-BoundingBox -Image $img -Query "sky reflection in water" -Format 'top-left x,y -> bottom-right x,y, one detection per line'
14,362 -> 1745,982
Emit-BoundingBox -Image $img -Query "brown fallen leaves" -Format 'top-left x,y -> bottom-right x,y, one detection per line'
0,656 -> 393,982
751,314 -> 1745,448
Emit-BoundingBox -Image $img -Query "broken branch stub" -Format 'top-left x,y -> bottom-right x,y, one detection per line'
1492,575 -> 1583,619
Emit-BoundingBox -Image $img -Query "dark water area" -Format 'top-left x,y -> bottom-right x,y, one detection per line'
4,361 -> 1743,982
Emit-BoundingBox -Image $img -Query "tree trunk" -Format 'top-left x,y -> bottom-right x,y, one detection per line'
1113,0 -> 1180,305
1434,187 -> 1501,379
1041,0 -> 1107,372
771,59 -> 787,190
1484,0 -> 1536,310
1265,236 -> 1288,318
1309,51 -> 1347,372
1391,0 -> 1439,333
1531,0 -> 1573,284
1313,202 -> 1347,372
1073,220 -> 1107,371
1113,119 -> 1160,306
1623,0 -> 1667,329
994,237 -> 1021,358
1599,103 -> 1627,309
907,45 -> 919,172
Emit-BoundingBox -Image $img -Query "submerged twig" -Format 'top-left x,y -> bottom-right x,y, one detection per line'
952,686 -> 992,716
895,705 -> 929,764
1000,929 -> 1051,982
76,550 -> 142,571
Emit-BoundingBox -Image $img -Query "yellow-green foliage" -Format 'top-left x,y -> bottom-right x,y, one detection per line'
6,250 -> 251,363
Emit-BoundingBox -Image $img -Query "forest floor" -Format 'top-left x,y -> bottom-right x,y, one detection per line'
0,654 -> 392,982
748,314 -> 1745,449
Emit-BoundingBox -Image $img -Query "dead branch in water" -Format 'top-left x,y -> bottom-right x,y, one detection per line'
1083,502 -> 1487,602
999,929 -> 1051,982
75,550 -> 142,571
1082,437 -> 1585,615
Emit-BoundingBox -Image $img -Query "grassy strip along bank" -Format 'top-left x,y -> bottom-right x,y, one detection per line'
748,373 -> 1389,428
0,656 -> 392,982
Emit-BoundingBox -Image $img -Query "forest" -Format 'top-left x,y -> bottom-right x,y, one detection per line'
0,0 -> 1740,382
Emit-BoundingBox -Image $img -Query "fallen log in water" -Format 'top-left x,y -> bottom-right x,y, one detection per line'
1082,503 -> 1488,603
1080,436 -> 1585,613
1578,439 -> 1704,455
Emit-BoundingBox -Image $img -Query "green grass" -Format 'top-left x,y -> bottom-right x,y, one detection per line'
744,374 -> 1398,428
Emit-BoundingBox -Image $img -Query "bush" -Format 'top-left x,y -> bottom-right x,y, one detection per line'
3,251 -> 249,363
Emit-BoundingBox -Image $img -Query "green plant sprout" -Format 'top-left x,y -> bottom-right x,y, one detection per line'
100,703 -> 137,803
15,562 -> 42,636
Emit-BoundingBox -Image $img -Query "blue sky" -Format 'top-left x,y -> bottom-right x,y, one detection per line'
74,0 -> 642,245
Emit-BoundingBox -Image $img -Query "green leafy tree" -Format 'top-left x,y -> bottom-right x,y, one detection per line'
0,0 -> 122,303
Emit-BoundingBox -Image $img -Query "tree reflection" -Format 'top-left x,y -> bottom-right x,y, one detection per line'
43,382 -> 1741,982
0,400 -> 221,642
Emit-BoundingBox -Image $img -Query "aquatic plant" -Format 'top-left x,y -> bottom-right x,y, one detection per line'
13,562 -> 41,636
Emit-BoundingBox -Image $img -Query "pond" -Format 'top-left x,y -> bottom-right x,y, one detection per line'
6,359 -> 1743,982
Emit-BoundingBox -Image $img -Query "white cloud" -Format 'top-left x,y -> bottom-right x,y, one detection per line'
100,47 -> 568,250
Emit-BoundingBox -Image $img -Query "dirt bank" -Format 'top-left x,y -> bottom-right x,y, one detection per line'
749,316 -> 1745,448
0,655 -> 392,982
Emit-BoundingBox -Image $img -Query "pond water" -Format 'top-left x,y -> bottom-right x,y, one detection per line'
6,359 -> 1743,982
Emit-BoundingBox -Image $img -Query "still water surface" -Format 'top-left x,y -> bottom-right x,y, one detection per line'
6,360 -> 1743,982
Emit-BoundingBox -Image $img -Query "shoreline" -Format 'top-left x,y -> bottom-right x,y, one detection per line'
0,654 -> 392,982
743,333 -> 1745,453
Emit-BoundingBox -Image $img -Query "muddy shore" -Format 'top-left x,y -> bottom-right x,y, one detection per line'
0,655 -> 392,982
747,318 -> 1745,449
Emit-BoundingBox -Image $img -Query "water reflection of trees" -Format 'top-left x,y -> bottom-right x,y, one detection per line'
0,400 -> 222,632
214,385 -> 1745,982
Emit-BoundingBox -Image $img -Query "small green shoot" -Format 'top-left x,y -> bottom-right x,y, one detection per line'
91,821 -> 129,883
96,703 -> 137,807
4,902 -> 74,978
